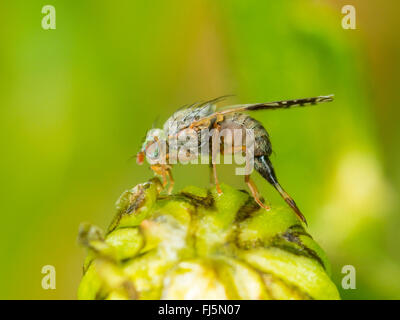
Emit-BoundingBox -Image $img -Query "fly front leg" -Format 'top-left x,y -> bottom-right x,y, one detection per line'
150,164 -> 171,192
166,168 -> 174,194
245,175 -> 270,210
161,167 -> 168,190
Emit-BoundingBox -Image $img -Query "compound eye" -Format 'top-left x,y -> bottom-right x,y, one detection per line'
145,141 -> 159,160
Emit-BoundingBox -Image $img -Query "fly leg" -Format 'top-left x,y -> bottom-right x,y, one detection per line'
189,114 -> 225,193
224,143 -> 268,208
245,175 -> 270,210
150,164 -> 170,192
254,155 -> 307,225
212,162 -> 222,194
166,167 -> 174,194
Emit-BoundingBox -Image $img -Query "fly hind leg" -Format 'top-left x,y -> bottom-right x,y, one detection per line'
245,175 -> 270,210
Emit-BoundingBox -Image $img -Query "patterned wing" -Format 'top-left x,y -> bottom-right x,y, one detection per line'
163,96 -> 231,136
184,95 -> 334,130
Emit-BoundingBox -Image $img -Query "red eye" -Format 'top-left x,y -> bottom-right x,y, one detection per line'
136,152 -> 145,165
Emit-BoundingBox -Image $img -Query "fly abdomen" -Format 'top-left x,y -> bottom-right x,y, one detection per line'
219,113 -> 273,157
217,113 -> 307,224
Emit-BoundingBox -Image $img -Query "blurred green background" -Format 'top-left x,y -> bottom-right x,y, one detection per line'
0,0 -> 399,299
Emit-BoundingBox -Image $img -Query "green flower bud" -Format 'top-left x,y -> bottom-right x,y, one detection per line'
78,178 -> 340,300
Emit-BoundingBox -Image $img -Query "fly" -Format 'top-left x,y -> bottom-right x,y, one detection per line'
136,95 -> 334,225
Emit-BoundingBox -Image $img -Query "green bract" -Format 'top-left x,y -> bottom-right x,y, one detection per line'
78,178 -> 340,300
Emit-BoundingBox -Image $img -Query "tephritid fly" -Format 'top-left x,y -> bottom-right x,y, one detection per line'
136,95 -> 334,225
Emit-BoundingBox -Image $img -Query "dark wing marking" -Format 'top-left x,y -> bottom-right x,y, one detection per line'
168,95 -> 333,139
187,95 -> 334,127
240,95 -> 334,111
170,95 -> 333,134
